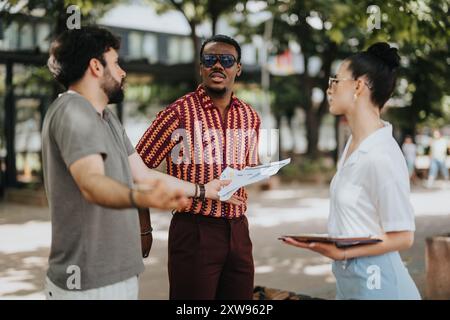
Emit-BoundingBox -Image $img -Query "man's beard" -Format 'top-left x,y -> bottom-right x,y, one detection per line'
101,68 -> 124,104
204,85 -> 227,98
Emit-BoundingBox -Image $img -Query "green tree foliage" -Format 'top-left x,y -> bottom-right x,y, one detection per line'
1,0 -> 119,37
152,0 -> 246,83
236,0 -> 449,157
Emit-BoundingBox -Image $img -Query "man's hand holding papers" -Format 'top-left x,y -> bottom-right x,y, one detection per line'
218,158 -> 291,201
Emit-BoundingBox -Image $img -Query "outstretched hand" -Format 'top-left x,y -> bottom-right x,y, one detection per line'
280,237 -> 346,261
135,179 -> 189,211
205,179 -> 245,206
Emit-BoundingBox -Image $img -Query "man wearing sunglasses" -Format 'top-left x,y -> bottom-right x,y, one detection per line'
136,35 -> 261,300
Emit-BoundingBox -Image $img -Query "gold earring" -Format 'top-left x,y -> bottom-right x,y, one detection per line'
353,93 -> 358,101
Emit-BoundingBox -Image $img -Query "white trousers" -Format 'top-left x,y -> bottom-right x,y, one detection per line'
44,276 -> 139,300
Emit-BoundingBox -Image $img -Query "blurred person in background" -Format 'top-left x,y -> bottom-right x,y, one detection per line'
402,135 -> 417,183
426,129 -> 449,188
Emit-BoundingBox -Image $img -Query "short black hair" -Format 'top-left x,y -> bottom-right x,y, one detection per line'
200,34 -> 241,62
47,26 -> 121,88
346,42 -> 400,109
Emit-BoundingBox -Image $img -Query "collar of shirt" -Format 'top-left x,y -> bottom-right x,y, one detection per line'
196,84 -> 240,110
64,90 -> 109,119
340,120 -> 393,169
99,107 -> 110,120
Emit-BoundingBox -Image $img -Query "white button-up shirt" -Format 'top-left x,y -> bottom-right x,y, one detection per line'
328,121 -> 415,238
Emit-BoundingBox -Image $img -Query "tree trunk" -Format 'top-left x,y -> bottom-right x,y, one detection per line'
51,0 -> 68,99
426,234 -> 450,299
274,114 -> 284,159
333,115 -> 340,164
211,14 -> 218,35
303,41 -> 336,160
286,114 -> 297,158
305,108 -> 321,159
189,22 -> 201,85
409,97 -> 420,140
54,1 -> 67,37
4,61 -> 17,188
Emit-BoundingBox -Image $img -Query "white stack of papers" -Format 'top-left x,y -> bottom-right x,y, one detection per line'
218,158 -> 291,201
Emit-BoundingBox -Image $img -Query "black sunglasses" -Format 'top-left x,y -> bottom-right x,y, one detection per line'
201,54 -> 238,68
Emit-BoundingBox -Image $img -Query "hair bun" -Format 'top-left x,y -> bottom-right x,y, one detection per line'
367,42 -> 400,69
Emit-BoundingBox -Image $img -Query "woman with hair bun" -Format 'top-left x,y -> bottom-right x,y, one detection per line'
282,42 -> 421,300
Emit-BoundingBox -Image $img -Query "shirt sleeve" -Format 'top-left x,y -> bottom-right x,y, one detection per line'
51,97 -> 107,168
374,159 -> 416,232
106,108 -> 136,157
247,114 -> 261,166
122,130 -> 136,157
110,111 -> 135,157
135,105 -> 181,168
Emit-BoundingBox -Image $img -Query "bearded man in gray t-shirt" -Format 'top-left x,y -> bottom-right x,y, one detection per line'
42,26 -> 237,300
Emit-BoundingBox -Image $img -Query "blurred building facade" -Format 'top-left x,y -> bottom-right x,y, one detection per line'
0,1 -> 372,190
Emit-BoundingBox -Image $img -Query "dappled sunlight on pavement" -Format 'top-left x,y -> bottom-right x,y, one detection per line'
0,183 -> 449,299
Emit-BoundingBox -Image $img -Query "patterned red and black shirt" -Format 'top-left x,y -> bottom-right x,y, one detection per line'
136,85 -> 261,219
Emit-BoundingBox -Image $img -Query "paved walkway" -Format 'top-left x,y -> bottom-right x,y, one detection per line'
0,182 -> 449,299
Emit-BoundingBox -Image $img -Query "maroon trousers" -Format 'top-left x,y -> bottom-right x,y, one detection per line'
168,212 -> 254,300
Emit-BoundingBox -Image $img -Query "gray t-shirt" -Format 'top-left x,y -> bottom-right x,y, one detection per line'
42,91 -> 144,290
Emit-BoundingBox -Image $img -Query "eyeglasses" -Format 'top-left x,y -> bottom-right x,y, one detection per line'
201,54 -> 238,69
328,76 -> 373,90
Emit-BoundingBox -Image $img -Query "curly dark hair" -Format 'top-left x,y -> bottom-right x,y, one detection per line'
47,26 -> 121,88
